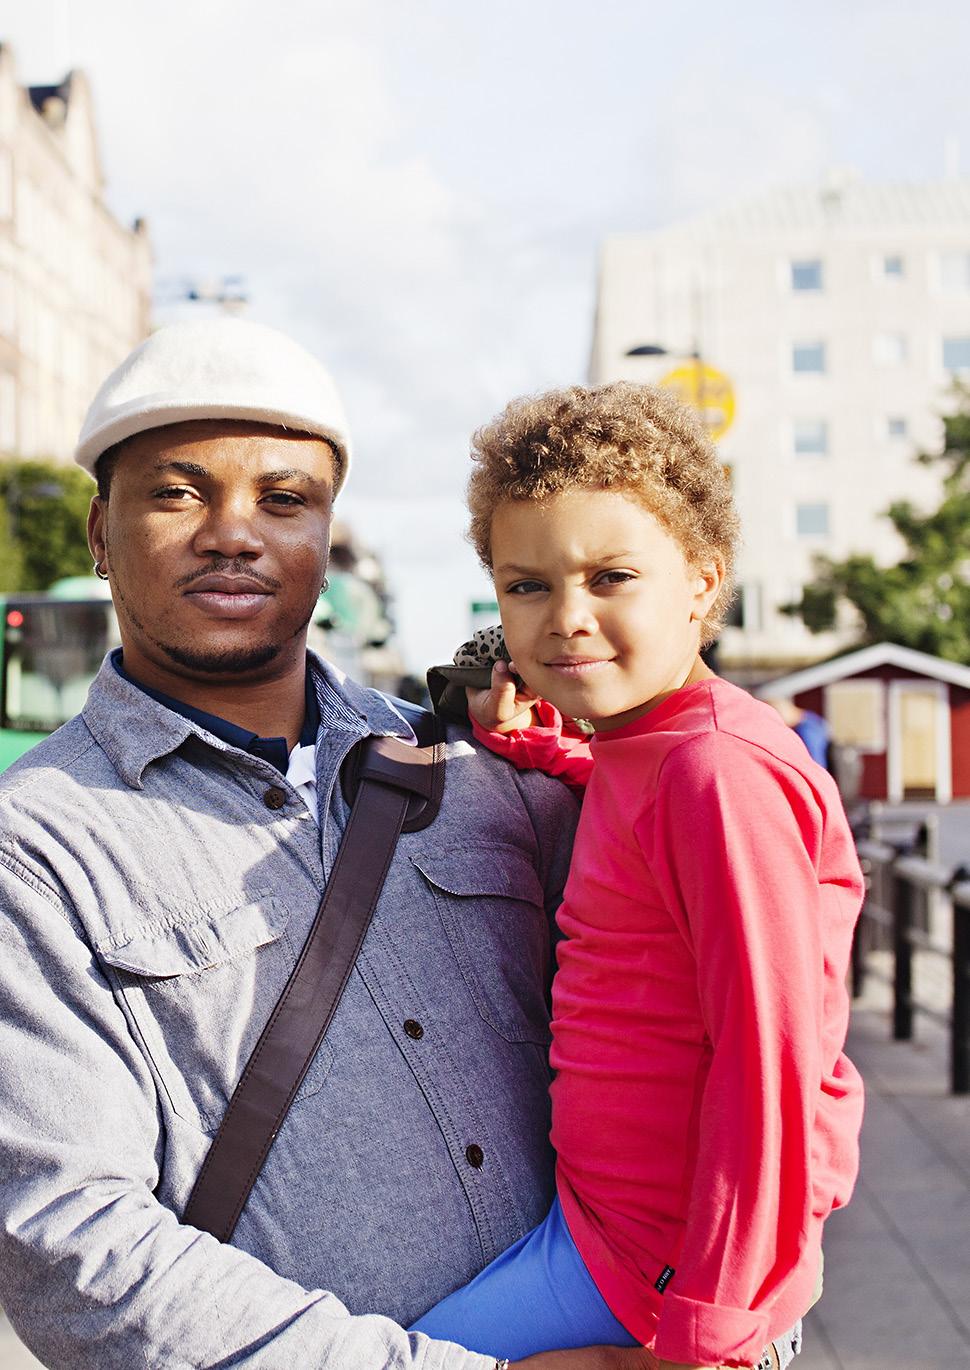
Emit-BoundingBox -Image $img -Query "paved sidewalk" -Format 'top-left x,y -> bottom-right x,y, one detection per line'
799,1001 -> 970,1370
2,1000 -> 967,1369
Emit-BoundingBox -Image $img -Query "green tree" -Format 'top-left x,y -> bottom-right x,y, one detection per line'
0,458 -> 95,592
787,386 -> 970,663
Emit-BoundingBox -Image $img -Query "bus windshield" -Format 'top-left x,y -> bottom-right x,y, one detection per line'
2,598 -> 120,733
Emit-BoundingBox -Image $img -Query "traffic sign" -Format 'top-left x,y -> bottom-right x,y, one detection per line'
659,361 -> 736,440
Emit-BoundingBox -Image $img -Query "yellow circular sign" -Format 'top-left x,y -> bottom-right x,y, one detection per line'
659,361 -> 736,440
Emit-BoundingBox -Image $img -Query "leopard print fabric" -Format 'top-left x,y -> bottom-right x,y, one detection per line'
452,625 -> 511,669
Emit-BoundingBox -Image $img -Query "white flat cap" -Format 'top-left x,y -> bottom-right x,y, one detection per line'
75,317 -> 352,491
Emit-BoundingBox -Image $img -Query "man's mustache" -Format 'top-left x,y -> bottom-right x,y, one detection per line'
174,561 -> 283,592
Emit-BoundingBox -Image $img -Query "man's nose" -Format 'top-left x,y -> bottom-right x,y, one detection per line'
547,587 -> 596,637
192,497 -> 265,559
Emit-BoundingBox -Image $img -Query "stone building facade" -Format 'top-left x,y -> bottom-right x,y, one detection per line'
0,44 -> 151,463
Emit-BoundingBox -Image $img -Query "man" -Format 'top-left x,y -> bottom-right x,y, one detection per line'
0,319 -> 651,1370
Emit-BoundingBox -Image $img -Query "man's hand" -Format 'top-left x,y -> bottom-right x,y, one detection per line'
466,658 -> 539,734
511,1346 -> 661,1369
510,1351 -> 718,1370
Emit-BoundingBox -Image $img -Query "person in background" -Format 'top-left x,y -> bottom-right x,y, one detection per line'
766,697 -> 831,769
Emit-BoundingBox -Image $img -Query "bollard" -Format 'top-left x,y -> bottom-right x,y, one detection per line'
892,869 -> 914,1041
852,856 -> 869,999
951,880 -> 970,1096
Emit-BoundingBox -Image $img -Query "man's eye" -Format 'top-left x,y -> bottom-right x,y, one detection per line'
262,491 -> 305,507
153,486 -> 195,500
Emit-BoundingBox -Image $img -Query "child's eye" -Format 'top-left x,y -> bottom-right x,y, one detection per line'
506,579 -> 547,595
596,570 -> 636,587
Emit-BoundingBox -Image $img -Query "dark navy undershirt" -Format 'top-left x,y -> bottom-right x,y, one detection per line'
110,649 -> 320,775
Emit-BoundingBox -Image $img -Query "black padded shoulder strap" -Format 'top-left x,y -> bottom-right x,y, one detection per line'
183,711 -> 446,1242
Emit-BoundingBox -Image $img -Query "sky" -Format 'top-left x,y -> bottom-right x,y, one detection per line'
5,0 -> 970,668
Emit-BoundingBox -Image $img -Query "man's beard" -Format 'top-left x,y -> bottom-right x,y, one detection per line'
158,639 -> 282,674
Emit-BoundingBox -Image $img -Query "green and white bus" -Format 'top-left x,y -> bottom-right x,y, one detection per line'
0,578 -> 118,770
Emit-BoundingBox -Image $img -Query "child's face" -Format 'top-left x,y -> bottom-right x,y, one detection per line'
491,489 -> 722,730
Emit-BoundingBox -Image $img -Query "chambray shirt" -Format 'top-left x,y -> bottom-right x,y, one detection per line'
0,654 -> 577,1370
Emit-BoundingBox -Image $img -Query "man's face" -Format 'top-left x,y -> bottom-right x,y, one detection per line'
88,420 -> 336,691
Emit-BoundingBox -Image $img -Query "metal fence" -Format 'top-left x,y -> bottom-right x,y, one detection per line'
854,830 -> 970,1095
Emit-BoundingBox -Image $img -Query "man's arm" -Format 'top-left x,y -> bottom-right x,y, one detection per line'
0,861 -> 493,1370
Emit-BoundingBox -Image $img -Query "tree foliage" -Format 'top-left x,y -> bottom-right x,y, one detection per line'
0,458 -> 95,592
786,386 -> 970,663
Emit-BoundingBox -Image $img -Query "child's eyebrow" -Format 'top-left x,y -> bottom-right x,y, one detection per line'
497,552 -> 638,575
495,563 -> 543,576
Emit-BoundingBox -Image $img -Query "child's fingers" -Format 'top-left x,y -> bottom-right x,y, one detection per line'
466,660 -> 537,733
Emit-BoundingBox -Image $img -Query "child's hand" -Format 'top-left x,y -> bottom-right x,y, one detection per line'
466,658 -> 539,734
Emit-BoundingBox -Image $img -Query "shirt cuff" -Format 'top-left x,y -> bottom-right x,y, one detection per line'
654,1293 -> 769,1368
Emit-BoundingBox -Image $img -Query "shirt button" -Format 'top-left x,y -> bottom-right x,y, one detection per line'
263,786 -> 287,810
403,1019 -> 424,1040
465,1143 -> 484,1169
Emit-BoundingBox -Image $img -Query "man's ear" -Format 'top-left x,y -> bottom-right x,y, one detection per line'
87,496 -> 107,567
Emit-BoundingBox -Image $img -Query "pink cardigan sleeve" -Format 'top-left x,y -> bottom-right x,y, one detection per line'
641,731 -> 862,1367
469,700 -> 594,793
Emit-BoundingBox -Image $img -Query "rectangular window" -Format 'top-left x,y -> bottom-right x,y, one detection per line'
791,259 -> 823,291
793,418 -> 828,456
887,416 -> 908,439
0,371 -> 16,452
825,680 -> 885,751
940,251 -> 970,292
882,254 -> 904,279
792,341 -> 826,374
874,332 -> 908,366
796,502 -> 830,537
943,336 -> 970,372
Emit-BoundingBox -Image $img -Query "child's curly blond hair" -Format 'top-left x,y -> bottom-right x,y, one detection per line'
467,381 -> 739,646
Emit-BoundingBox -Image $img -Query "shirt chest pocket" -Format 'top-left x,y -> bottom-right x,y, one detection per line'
411,846 -> 553,1046
95,893 -> 334,1135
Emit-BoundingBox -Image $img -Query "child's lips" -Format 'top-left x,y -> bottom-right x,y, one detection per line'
543,657 -> 613,676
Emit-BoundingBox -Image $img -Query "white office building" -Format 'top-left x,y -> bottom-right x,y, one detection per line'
591,175 -> 970,673
0,45 -> 151,463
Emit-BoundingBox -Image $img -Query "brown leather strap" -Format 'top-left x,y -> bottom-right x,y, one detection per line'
183,720 -> 445,1242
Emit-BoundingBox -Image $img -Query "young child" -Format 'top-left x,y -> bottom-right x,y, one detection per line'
412,383 -> 864,1370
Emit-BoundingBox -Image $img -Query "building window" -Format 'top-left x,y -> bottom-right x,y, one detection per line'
0,371 -> 16,452
0,270 -> 14,340
887,416 -> 908,439
792,341 -> 826,374
874,331 -> 908,366
882,254 -> 904,279
942,336 -> 970,372
0,151 -> 12,221
791,259 -> 823,291
940,251 -> 970,293
796,502 -> 830,537
793,418 -> 828,456
824,680 -> 885,751
724,582 -> 762,632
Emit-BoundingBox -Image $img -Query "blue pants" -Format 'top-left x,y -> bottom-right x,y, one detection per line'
410,1196 -> 638,1360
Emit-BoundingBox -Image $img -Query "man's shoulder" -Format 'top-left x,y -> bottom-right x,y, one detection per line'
434,713 -> 579,840
0,715 -> 102,802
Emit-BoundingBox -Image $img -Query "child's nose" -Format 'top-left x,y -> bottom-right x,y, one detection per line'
548,588 -> 597,637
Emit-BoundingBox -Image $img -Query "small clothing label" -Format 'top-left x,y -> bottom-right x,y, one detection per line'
654,1264 -> 675,1293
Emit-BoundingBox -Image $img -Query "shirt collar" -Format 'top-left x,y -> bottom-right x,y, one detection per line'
83,649 -> 415,789
109,650 -> 319,775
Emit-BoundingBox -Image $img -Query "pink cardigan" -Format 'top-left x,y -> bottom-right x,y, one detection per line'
474,678 -> 864,1367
